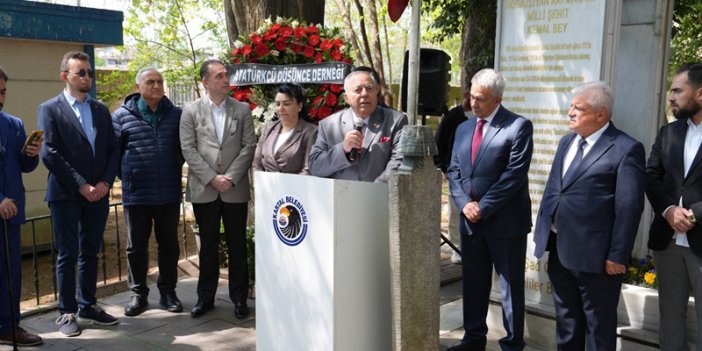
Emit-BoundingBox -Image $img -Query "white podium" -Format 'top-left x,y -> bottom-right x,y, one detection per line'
255,172 -> 391,351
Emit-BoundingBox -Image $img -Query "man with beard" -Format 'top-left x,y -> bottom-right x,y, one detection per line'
38,51 -> 119,337
646,62 -> 702,350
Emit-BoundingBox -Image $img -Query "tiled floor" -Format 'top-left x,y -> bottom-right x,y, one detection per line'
2,253 -> 545,351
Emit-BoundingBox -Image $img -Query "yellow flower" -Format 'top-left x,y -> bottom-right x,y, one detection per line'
644,272 -> 656,285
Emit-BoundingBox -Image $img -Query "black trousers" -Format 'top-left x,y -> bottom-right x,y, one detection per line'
193,198 -> 249,304
124,203 -> 181,297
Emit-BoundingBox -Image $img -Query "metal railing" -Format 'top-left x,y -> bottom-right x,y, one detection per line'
18,194 -> 196,309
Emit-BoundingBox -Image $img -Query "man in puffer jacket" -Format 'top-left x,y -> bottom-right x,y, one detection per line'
112,67 -> 184,317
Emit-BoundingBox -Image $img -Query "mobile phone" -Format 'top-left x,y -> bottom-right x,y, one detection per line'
21,130 -> 43,155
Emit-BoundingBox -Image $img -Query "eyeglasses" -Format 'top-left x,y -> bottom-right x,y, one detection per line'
64,69 -> 94,78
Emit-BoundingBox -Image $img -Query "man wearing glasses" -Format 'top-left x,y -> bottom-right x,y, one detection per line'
38,51 -> 119,337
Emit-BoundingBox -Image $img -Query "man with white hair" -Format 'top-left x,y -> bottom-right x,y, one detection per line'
534,81 -> 645,350
447,68 -> 533,351
112,67 -> 184,317
309,69 -> 407,182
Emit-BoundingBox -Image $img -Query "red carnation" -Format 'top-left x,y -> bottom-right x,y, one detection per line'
320,39 -> 334,52
330,50 -> 343,61
315,52 -> 323,63
304,45 -> 315,57
312,95 -> 324,106
274,38 -> 287,51
249,102 -> 257,110
251,35 -> 263,46
280,26 -> 294,38
333,38 -> 344,49
320,85 -> 328,92
290,43 -> 303,53
232,48 -> 240,56
232,57 -> 240,64
318,106 -> 332,118
330,84 -> 343,93
264,30 -> 277,41
255,44 -> 270,57
294,27 -> 306,38
271,23 -> 281,31
308,107 -> 318,118
324,93 -> 338,107
308,34 -> 321,46
241,45 -> 253,56
307,25 -> 319,34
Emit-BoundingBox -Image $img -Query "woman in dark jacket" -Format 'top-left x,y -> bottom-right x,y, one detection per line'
253,84 -> 317,174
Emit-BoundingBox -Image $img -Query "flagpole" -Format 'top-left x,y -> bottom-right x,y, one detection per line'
406,0 -> 420,125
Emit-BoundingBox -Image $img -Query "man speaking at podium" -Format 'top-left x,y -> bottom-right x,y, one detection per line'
309,69 -> 407,182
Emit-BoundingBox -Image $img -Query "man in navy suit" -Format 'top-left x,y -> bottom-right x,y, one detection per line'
447,68 -> 533,351
0,67 -> 43,346
646,63 -> 702,351
534,81 -> 645,351
38,51 -> 120,337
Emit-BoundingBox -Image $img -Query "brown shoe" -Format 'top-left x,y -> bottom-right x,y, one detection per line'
0,327 -> 44,346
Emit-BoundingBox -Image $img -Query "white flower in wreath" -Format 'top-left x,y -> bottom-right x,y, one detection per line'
252,102 -> 278,136
233,40 -> 244,49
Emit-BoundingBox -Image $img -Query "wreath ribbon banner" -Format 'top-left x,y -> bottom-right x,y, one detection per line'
229,62 -> 352,86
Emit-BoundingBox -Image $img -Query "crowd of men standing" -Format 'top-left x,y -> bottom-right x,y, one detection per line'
0,48 -> 701,351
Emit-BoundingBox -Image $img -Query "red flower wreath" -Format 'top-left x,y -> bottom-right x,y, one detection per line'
228,17 -> 353,126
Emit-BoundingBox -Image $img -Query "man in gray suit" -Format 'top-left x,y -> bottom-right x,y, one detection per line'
180,58 -> 256,320
309,70 -> 407,182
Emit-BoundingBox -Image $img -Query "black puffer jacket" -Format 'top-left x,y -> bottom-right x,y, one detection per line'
112,93 -> 184,206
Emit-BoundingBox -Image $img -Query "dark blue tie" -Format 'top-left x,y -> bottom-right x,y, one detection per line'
563,138 -> 587,184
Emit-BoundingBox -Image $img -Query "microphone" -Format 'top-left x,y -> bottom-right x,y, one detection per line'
349,120 -> 364,162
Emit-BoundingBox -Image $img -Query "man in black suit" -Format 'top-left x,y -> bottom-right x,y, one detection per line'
646,63 -> 702,351
534,81 -> 646,350
39,51 -> 120,337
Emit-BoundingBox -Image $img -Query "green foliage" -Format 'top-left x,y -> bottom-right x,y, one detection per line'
96,68 -> 135,111
421,0 -> 469,41
670,0 -> 702,76
124,0 -> 228,97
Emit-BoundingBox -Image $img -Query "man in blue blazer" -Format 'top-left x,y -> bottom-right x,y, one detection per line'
38,51 -> 120,337
447,69 -> 533,351
534,82 -> 645,351
0,67 -> 43,346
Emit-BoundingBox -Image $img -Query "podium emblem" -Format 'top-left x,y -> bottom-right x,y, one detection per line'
272,195 -> 309,246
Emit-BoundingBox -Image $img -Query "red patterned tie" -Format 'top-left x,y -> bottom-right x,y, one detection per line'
471,119 -> 486,165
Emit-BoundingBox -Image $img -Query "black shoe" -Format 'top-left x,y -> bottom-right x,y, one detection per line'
446,341 -> 485,351
78,304 -> 119,325
159,292 -> 183,313
234,301 -> 250,319
190,301 -> 213,318
124,295 -> 148,317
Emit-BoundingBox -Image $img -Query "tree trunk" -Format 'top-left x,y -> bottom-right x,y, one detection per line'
333,0 -> 366,66
352,0 -> 374,68
225,0 -> 325,47
460,2 -> 497,92
365,0 -> 393,105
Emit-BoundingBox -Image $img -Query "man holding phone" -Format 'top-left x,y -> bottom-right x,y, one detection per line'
0,67 -> 43,346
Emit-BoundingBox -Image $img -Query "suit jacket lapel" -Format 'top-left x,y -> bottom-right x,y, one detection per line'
364,109 -> 383,148
680,122 -> 702,181
554,133 -> 576,189
274,121 -> 304,157
340,110 -> 356,136
57,94 -> 89,143
562,124 -> 616,188
200,98 -> 220,145
472,107 -> 505,168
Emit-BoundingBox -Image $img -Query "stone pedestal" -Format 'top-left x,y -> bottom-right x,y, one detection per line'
388,125 -> 442,350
